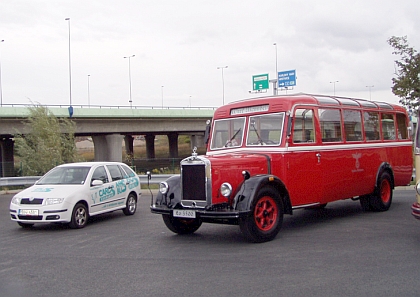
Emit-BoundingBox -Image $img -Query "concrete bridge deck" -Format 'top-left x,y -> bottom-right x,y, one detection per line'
0,105 -> 215,176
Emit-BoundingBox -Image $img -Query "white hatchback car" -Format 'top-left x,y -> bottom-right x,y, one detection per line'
9,162 -> 141,229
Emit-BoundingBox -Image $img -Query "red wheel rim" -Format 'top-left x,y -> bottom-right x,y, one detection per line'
254,196 -> 278,231
380,179 -> 391,204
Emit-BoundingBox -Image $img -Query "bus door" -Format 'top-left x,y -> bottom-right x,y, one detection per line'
317,108 -> 349,201
287,107 -> 324,206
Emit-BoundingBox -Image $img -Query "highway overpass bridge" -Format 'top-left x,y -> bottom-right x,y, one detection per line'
0,105 -> 215,176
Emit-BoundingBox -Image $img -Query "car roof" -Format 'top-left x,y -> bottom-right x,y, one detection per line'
56,162 -> 128,168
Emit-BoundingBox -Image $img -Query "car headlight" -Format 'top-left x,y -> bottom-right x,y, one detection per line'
45,198 -> 65,205
159,182 -> 169,195
220,183 -> 232,197
11,196 -> 21,205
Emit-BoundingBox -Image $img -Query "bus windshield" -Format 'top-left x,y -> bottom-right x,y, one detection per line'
210,117 -> 246,149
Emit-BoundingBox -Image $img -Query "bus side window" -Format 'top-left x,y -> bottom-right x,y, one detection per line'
343,110 -> 362,141
381,113 -> 396,140
292,109 -> 315,143
319,108 -> 342,142
396,113 -> 408,140
364,111 -> 380,141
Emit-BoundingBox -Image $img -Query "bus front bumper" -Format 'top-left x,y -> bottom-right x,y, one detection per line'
150,204 -> 250,225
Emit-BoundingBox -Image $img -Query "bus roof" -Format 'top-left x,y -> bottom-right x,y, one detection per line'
214,93 -> 407,119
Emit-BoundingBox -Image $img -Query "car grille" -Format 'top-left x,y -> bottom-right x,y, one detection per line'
17,215 -> 43,220
20,198 -> 44,205
181,163 -> 206,201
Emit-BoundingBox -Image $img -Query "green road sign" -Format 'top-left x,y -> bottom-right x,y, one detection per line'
252,74 -> 269,91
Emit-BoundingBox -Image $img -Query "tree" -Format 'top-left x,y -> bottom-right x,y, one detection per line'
14,103 -> 80,175
387,36 -> 420,110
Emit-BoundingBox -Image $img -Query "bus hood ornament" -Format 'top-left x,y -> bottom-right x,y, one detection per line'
192,146 -> 198,158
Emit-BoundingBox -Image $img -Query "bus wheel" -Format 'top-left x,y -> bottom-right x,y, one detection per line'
162,214 -> 202,234
239,187 -> 283,243
370,172 -> 393,211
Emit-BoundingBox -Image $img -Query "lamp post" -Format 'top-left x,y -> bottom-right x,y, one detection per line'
273,43 -> 278,95
217,66 -> 228,105
87,75 -> 91,107
366,85 -> 374,101
330,80 -> 339,95
0,39 -> 4,106
65,18 -> 72,107
124,55 -> 135,108
161,85 -> 164,108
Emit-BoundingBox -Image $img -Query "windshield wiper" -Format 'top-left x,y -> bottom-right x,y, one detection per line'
225,128 -> 241,147
250,120 -> 263,144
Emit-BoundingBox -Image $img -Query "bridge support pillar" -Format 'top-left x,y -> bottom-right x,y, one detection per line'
145,134 -> 155,159
168,132 -> 179,158
92,134 -> 124,162
0,137 -> 14,177
190,135 -> 205,150
124,135 -> 134,156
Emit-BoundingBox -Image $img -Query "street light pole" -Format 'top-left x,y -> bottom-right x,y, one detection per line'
65,18 -> 72,107
330,80 -> 339,95
0,39 -> 4,106
161,85 -> 164,108
273,43 -> 278,95
366,85 -> 374,101
124,55 -> 135,108
87,75 -> 91,107
217,66 -> 228,105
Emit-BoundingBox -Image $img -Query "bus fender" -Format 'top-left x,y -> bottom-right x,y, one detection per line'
233,175 -> 292,215
375,162 -> 395,190
155,175 -> 181,207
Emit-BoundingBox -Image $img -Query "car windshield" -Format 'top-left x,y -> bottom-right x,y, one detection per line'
37,167 -> 91,185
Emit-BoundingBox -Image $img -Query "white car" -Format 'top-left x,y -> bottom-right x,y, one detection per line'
9,162 -> 141,229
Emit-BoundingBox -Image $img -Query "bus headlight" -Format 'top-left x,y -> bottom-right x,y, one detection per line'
416,183 -> 420,195
220,183 -> 232,197
159,182 -> 169,195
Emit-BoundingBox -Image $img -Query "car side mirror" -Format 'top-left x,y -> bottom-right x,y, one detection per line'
91,179 -> 104,186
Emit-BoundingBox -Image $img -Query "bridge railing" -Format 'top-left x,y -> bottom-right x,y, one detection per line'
0,103 -> 217,110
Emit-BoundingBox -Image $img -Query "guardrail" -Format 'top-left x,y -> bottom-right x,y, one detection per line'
0,174 -> 173,187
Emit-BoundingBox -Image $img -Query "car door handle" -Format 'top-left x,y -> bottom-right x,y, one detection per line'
316,153 -> 321,163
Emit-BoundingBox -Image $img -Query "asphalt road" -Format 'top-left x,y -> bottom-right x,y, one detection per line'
0,189 -> 419,297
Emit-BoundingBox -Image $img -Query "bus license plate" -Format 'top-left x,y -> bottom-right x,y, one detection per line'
19,209 -> 39,216
173,209 -> 196,218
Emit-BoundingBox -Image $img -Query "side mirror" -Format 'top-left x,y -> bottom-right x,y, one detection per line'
91,179 -> 104,186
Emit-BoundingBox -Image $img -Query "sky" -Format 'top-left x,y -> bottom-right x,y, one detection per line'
1,0 -> 419,109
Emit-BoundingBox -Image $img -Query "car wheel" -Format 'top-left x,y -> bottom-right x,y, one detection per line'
239,187 -> 283,243
69,203 -> 88,229
18,222 -> 34,228
162,214 -> 202,234
123,193 -> 137,215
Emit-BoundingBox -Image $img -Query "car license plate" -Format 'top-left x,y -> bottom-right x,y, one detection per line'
19,209 -> 39,216
173,209 -> 196,218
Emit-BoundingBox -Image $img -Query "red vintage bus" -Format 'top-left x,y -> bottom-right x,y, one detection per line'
151,93 -> 413,242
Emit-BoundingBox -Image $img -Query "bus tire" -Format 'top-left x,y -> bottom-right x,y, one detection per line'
370,172 -> 393,211
239,187 -> 283,243
162,214 -> 202,234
